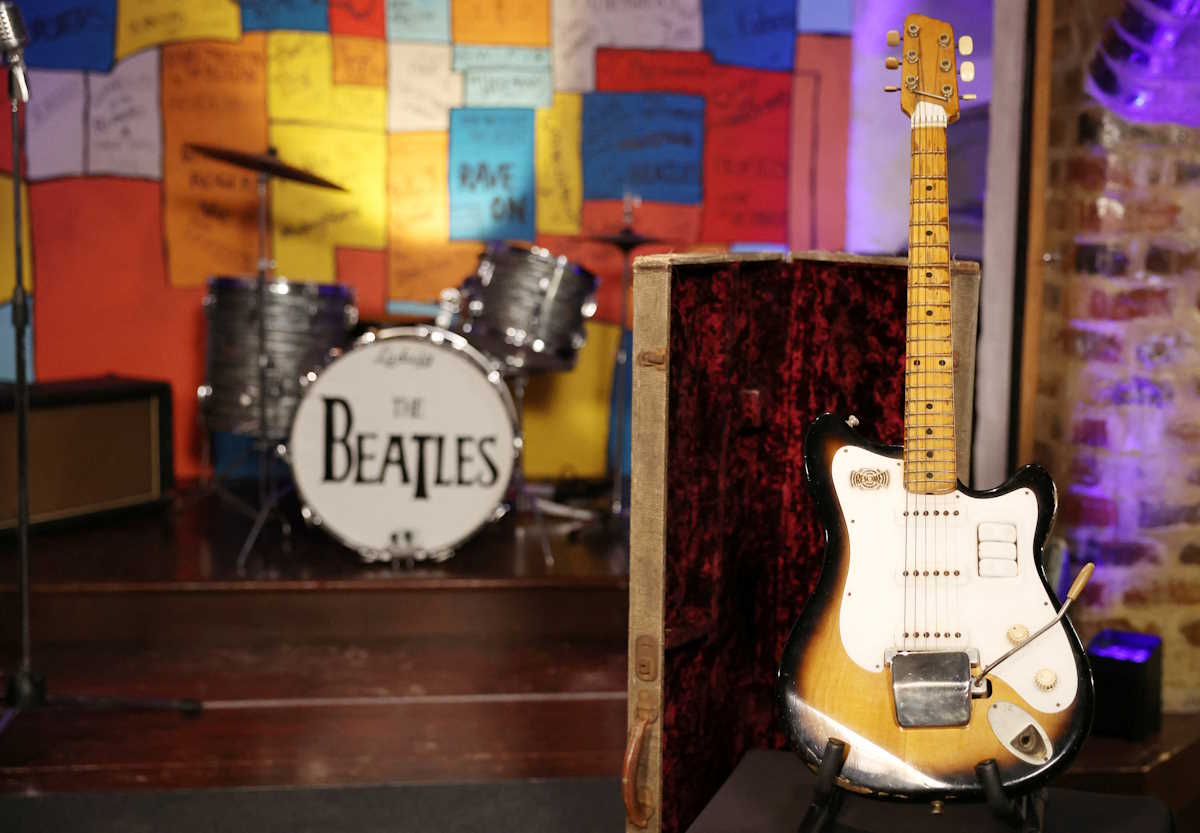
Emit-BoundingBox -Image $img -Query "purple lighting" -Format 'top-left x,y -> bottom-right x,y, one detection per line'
1088,629 -> 1161,664
1086,0 -> 1200,125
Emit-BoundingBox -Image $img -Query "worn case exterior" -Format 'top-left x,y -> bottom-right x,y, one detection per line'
627,252 -> 981,833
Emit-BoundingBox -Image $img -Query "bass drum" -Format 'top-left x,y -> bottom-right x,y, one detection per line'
288,326 -> 518,562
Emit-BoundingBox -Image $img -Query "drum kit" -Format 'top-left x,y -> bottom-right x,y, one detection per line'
191,144 -> 642,566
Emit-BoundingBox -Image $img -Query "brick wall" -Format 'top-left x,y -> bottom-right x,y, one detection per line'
1033,0 -> 1200,712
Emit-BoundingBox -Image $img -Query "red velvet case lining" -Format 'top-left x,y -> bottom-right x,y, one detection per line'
662,257 -> 907,833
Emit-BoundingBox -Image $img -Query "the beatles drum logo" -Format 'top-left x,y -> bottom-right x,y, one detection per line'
289,333 -> 516,555
320,396 -> 501,499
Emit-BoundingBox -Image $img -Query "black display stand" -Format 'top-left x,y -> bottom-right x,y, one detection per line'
797,739 -> 1045,833
684,750 -> 1172,833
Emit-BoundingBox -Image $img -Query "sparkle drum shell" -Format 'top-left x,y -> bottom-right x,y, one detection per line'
455,243 -> 598,374
287,326 -> 518,562
199,276 -> 357,439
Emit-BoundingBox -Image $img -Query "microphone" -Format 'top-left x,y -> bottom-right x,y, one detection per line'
0,2 -> 29,104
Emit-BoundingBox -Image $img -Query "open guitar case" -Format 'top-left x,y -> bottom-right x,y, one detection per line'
625,252 -> 1172,833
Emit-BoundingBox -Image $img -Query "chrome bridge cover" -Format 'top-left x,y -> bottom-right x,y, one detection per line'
890,651 -> 972,728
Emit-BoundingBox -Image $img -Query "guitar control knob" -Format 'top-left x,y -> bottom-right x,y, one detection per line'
1006,624 -> 1030,645
1034,668 -> 1058,691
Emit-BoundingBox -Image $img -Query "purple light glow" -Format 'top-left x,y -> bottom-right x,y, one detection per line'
1088,629 -> 1161,664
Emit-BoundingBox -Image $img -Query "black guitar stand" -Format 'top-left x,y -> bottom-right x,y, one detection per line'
798,739 -> 1047,833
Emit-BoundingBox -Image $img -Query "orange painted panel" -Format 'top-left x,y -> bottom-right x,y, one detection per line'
30,178 -> 208,477
162,35 -> 269,288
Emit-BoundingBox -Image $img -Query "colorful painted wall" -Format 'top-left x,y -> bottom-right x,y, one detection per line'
0,0 -> 853,478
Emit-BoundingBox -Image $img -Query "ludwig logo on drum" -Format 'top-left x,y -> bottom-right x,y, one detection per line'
320,396 -> 501,499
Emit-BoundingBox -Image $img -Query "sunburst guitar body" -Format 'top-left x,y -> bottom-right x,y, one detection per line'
776,14 -> 1093,800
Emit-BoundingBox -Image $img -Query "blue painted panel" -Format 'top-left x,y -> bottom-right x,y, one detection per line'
581,93 -> 705,205
0,298 -> 34,382
24,0 -> 116,72
448,107 -> 535,241
241,0 -> 329,32
797,0 -> 853,34
703,0 -> 795,70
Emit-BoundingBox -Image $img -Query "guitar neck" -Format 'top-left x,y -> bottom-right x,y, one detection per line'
904,101 -> 955,494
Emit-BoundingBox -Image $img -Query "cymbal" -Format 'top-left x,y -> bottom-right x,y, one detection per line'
584,227 -> 663,250
185,144 -> 347,191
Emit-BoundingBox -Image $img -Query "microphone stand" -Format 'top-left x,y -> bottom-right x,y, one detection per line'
2,35 -> 200,736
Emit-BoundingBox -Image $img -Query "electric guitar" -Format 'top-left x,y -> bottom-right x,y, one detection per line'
776,14 -> 1094,799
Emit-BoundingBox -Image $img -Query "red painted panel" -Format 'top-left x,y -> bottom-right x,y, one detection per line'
329,0 -> 386,38
30,177 -> 208,477
595,49 -> 791,244
792,35 -> 850,251
0,69 -> 26,177
336,246 -> 388,319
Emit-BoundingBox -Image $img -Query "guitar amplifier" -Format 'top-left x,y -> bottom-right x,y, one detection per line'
625,252 -> 980,833
0,377 -> 174,529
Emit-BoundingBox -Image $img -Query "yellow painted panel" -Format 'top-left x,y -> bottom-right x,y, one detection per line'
0,176 -> 33,302
116,0 -> 240,60
521,320 -> 620,480
535,92 -> 582,236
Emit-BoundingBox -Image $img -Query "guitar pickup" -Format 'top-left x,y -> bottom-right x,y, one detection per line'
978,523 -> 1018,577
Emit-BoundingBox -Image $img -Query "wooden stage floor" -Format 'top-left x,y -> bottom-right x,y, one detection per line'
0,489 -> 629,794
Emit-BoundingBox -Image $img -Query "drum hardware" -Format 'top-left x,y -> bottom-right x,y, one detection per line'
184,143 -> 349,571
581,194 -> 662,527
288,326 -> 519,564
3,4 -> 201,729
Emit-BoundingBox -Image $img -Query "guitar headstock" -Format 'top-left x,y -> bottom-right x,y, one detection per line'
884,14 -> 976,123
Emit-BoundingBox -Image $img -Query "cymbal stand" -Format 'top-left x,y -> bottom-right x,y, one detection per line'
235,167 -> 293,572
2,34 -> 200,730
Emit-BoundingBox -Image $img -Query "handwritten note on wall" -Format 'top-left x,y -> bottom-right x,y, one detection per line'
701,0 -> 795,70
88,50 -> 163,179
453,46 -> 550,70
387,43 -> 463,131
116,0 -> 240,61
385,0 -> 450,41
581,92 -> 705,204
551,0 -> 703,91
448,108 -> 536,241
26,70 -> 85,180
241,0 -> 329,32
162,36 -> 267,287
464,70 -> 551,107
331,0 -> 386,36
388,131 -> 482,299
451,0 -> 550,46
270,123 -> 387,281
25,0 -> 117,71
333,35 -> 388,86
535,93 -> 582,235
268,32 -> 386,131
596,49 -> 790,242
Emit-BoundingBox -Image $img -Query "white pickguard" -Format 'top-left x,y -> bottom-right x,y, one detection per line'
832,444 -> 1077,715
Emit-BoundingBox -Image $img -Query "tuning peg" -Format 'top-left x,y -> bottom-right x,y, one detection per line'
884,85 -> 900,92
962,93 -> 977,101
887,29 -> 901,46
960,60 -> 975,82
885,56 -> 900,70
959,35 -> 974,56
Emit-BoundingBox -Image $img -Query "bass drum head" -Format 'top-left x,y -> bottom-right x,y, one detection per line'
289,326 -> 517,560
